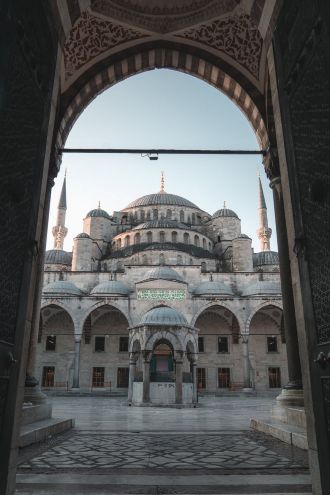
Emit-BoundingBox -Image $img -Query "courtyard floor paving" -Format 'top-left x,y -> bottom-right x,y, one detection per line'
16,395 -> 311,494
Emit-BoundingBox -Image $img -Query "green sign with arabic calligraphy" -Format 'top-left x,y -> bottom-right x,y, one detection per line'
137,289 -> 185,300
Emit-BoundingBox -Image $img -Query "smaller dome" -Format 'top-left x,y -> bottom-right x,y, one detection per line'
42,281 -> 82,296
91,280 -> 131,296
141,306 -> 188,326
236,233 -> 251,240
75,232 -> 91,239
192,281 -> 234,296
133,219 -> 187,230
140,266 -> 184,283
253,251 -> 279,266
45,249 -> 71,265
213,208 -> 239,219
86,208 -> 111,219
242,281 -> 281,296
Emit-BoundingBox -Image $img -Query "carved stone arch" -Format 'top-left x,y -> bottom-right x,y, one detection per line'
191,300 -> 243,332
245,300 -> 283,334
80,300 -> 132,329
39,303 -> 76,342
145,329 -> 184,352
56,44 -> 269,164
82,302 -> 130,343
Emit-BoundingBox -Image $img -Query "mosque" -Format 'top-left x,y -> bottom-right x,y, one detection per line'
37,173 -> 285,405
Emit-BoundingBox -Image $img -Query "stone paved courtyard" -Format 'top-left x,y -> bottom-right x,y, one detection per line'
16,395 -> 311,494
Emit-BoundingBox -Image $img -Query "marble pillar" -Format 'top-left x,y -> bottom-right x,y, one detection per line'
142,351 -> 151,403
72,338 -> 81,389
242,338 -> 251,389
128,354 -> 137,403
175,352 -> 183,404
192,362 -> 198,404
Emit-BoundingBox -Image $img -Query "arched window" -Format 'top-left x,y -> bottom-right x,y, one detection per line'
167,209 -> 172,219
180,210 -> 184,222
153,209 -> 158,219
129,213 -> 134,223
146,210 -> 151,220
134,233 -> 140,244
159,253 -> 165,265
172,231 -> 178,243
194,235 -> 200,247
159,231 -> 165,243
201,261 -> 206,273
121,215 -> 127,225
117,238 -> 122,249
187,215 -> 191,224
134,211 -> 138,221
177,254 -> 182,265
140,210 -> 145,221
197,215 -> 201,224
147,231 -> 153,243
192,213 -> 196,224
202,238 -> 206,249
125,235 -> 130,247
184,233 -> 190,244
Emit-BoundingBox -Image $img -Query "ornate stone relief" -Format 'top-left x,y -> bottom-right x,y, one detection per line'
177,14 -> 262,78
91,0 -> 240,33
63,11 -> 147,79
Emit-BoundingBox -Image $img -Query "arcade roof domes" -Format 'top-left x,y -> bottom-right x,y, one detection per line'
124,192 -> 199,209
42,281 -> 82,296
253,251 -> 279,266
91,280 -> 131,296
75,232 -> 91,239
45,249 -> 71,265
141,306 -> 188,326
192,280 -> 234,296
133,219 -> 187,230
140,266 -> 184,283
213,208 -> 239,219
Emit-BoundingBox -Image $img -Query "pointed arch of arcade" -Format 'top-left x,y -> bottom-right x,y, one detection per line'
245,301 -> 283,334
193,303 -> 242,344
81,302 -> 131,343
55,44 -> 269,160
39,302 -> 76,342
191,301 -> 243,335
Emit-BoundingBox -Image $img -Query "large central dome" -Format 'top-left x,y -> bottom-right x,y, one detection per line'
124,192 -> 199,210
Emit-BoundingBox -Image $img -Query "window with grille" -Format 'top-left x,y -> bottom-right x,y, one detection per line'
218,337 -> 228,353
268,367 -> 281,388
119,336 -> 129,352
92,367 -> 104,387
117,367 -> 129,387
218,368 -> 230,388
198,337 -> 204,352
46,335 -> 56,351
95,336 -> 105,352
267,336 -> 278,352
197,368 -> 206,389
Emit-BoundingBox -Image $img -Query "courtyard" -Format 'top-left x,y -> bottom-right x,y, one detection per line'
16,395 -> 311,494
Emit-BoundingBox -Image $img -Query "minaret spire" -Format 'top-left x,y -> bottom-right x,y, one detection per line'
256,177 -> 272,251
52,175 -> 68,250
160,171 -> 165,193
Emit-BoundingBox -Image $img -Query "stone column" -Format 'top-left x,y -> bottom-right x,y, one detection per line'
175,352 -> 183,404
242,337 -> 251,389
142,351 -> 151,403
72,337 -> 82,389
128,353 -> 137,404
270,175 -> 303,406
192,362 -> 198,404
24,175 -> 55,403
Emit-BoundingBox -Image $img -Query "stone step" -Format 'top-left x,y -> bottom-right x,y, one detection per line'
19,417 -> 74,448
250,418 -> 308,450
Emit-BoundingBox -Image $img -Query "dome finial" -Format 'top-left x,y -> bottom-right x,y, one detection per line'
98,200 -> 101,208
223,200 -> 227,209
160,171 -> 165,193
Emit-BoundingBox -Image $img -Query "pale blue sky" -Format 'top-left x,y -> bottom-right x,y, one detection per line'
47,69 -> 276,252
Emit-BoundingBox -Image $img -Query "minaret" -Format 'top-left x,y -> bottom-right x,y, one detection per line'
52,173 -> 68,250
256,176 -> 272,251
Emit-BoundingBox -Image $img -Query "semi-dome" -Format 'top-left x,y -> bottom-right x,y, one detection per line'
242,281 -> 281,296
141,306 -> 188,326
45,249 -> 71,265
91,280 -> 131,296
86,207 -> 111,219
124,192 -> 199,210
75,232 -> 91,239
253,251 -> 279,266
192,280 -> 234,296
133,219 -> 187,230
213,208 -> 239,219
140,266 -> 184,283
42,281 -> 82,296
